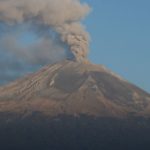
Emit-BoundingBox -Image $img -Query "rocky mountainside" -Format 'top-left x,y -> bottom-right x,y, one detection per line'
0,60 -> 150,118
0,60 -> 150,150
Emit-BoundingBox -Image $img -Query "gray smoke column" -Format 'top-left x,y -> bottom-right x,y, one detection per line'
0,0 -> 90,62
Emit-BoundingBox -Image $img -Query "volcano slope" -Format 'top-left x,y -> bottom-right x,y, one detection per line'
0,60 -> 150,150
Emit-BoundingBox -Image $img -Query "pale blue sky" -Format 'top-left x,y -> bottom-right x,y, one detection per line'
85,0 -> 150,92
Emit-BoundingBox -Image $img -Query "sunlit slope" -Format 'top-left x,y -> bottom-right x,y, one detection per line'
0,60 -> 150,118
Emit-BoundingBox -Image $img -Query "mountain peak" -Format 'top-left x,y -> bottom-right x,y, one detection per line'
0,60 -> 150,118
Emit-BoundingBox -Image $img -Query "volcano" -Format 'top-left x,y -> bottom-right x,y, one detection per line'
0,60 -> 150,150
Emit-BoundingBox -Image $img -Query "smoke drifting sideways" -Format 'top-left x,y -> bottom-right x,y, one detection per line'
0,0 -> 90,85
0,0 -> 90,61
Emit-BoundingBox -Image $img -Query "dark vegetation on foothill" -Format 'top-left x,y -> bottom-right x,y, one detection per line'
0,113 -> 150,150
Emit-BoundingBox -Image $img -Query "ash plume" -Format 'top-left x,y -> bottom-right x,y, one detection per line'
0,0 -> 90,62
